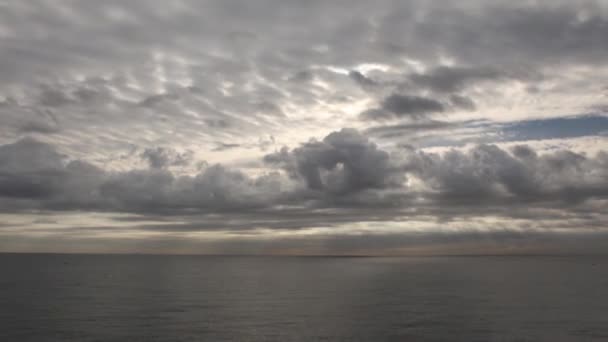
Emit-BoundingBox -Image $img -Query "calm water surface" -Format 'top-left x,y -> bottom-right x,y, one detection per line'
1,254 -> 607,341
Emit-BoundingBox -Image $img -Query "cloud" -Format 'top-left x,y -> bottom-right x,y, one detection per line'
212,143 -> 242,152
449,95 -> 476,111
382,94 -> 445,116
37,87 -> 75,108
264,128 -> 402,195
360,94 -> 445,121
364,120 -> 454,139
99,165 -> 285,213
0,138 -> 103,204
138,93 -> 180,108
141,147 -> 193,169
501,115 -> 608,141
410,66 -> 503,93
0,138 -> 271,213
2,132 -> 607,221
398,115 -> 608,149
1,1 -> 607,168
404,144 -> 608,207
1,1 -> 608,253
19,121 -> 61,135
349,70 -> 378,88
0,130 -> 607,258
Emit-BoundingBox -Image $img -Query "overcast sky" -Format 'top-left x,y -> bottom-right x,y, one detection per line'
1,0 -> 607,255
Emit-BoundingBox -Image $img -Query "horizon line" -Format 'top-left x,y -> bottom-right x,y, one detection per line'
1,251 -> 606,258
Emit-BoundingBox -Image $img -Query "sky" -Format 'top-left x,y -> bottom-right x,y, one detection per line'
1,0 -> 608,255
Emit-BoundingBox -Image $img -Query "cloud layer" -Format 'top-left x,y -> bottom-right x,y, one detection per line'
1,131 -> 606,228
1,0 -> 607,254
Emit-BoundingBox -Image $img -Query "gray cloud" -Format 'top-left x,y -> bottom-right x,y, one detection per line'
364,120 -> 455,139
264,129 -> 402,195
449,95 -> 477,111
212,143 -> 242,152
405,144 -> 608,207
0,138 -> 282,214
2,132 -> 607,219
389,115 -> 608,149
382,94 -> 445,116
360,94 -> 445,121
141,147 -> 193,169
0,127 -> 607,257
99,165 -> 283,214
19,121 -> 61,135
38,87 -> 76,108
0,1 -> 606,156
139,93 -> 180,108
410,66 -> 504,93
1,1 -> 608,253
349,70 -> 378,88
0,138 -> 104,209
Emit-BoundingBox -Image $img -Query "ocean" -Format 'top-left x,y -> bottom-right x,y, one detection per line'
1,254 -> 607,341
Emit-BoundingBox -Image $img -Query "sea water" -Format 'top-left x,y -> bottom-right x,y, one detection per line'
1,254 -> 607,341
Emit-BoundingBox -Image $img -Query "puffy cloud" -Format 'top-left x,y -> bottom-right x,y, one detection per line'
0,130 -> 607,258
2,132 -> 607,221
0,138 -> 287,214
99,164 -> 288,214
405,144 -> 608,206
265,129 -> 402,195
0,138 -> 67,199
0,138 -> 107,213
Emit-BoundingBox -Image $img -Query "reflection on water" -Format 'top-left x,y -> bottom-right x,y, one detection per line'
1,254 -> 607,341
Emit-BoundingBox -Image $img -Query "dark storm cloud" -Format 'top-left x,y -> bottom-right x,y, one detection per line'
265,129 -> 608,220
0,138 -> 283,214
382,94 -> 445,116
405,144 -> 608,206
0,138 -> 101,203
264,128 -> 402,194
0,129 -> 607,233
360,94 -> 445,121
98,165 -> 283,213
